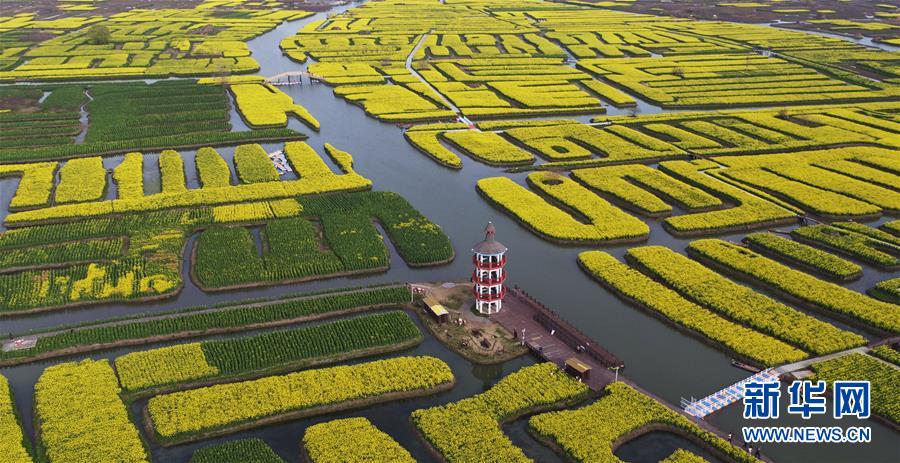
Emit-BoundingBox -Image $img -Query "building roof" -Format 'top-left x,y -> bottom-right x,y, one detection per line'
423,297 -> 449,317
565,357 -> 592,374
472,222 -> 507,254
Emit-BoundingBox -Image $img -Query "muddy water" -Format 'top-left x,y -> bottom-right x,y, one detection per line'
1,3 -> 898,463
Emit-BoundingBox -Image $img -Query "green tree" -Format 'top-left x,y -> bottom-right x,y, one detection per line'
85,25 -> 111,45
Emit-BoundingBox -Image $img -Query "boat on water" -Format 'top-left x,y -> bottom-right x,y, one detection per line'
731,359 -> 761,373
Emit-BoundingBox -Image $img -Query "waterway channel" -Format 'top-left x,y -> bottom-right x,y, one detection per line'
0,2 -> 898,462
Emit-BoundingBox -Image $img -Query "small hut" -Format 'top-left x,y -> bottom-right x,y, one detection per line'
422,297 -> 450,323
564,357 -> 592,380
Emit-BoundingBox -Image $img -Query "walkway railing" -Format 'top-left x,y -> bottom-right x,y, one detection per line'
683,369 -> 779,418
510,286 -> 623,368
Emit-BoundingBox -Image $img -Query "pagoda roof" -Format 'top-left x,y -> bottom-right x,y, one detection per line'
473,222 -> 507,254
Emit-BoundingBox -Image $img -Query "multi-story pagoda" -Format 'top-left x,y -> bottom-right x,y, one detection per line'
472,222 -> 507,314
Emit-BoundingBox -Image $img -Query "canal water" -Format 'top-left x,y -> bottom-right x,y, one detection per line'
1,3 -> 898,462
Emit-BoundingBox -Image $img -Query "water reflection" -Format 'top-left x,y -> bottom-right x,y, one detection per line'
471,362 -> 505,390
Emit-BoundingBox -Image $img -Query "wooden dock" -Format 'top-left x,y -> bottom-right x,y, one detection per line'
491,286 -> 622,391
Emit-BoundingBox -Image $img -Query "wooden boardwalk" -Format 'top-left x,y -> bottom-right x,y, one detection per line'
491,287 -> 622,391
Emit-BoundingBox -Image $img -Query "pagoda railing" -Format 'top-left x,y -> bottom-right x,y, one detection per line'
473,286 -> 507,301
472,255 -> 506,269
472,271 -> 507,285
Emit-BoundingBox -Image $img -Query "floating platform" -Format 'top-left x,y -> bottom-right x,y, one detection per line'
267,149 -> 293,175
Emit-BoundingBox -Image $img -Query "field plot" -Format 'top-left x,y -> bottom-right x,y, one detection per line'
656,20 -> 900,83
811,353 -> 900,426
35,359 -> 149,463
742,232 -> 863,281
0,5 -> 313,81
579,240 -> 884,366
413,362 -> 590,463
303,417 -> 415,463
407,101 -> 900,170
479,142 -> 900,241
578,250 -> 808,366
477,173 -> 650,244
230,83 -> 319,130
580,53 -> 898,107
0,81 -> 305,162
0,285 -> 410,365
114,310 -> 422,393
686,239 -> 900,333
792,223 -> 900,270
0,375 -> 31,463
530,382 -> 757,463
1,1 -> 899,463
870,278 -> 900,304
0,144 -> 451,314
279,0 -> 899,125
147,356 -> 454,444
578,234 -> 900,367
190,438 -> 285,463
0,86 -> 84,154
599,0 -> 898,42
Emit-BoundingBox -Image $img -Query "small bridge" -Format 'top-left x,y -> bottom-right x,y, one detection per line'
265,71 -> 324,85
682,369 -> 779,418
682,339 -> 900,419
